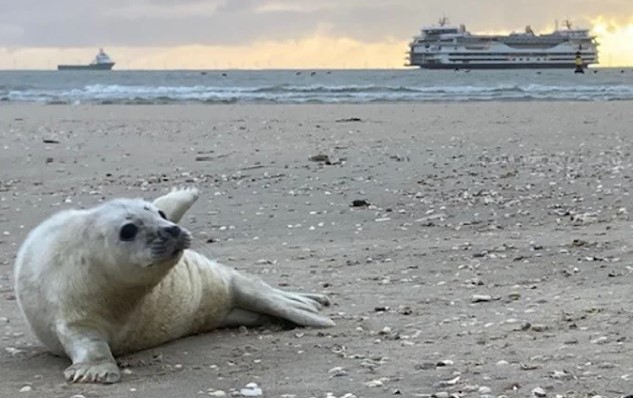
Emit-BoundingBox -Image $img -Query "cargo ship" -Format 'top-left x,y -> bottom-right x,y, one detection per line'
407,19 -> 599,69
58,49 -> 115,71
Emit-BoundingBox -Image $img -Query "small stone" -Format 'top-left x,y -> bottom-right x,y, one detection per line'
240,383 -> 262,397
70,395 -> 87,398
309,154 -> 330,163
352,199 -> 370,207
364,379 -> 384,387
532,387 -> 547,397
19,386 -> 32,392
208,391 -> 227,397
478,386 -> 492,394
550,370 -> 573,380
438,375 -> 460,386
471,294 -> 493,303
432,392 -> 449,398
5,347 -> 24,356
328,366 -> 348,377
590,336 -> 608,344
508,292 -> 521,300
531,324 -> 548,332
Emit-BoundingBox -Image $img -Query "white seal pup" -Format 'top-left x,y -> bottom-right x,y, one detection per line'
14,188 -> 333,383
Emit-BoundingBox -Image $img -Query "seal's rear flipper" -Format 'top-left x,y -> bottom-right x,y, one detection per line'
152,187 -> 199,223
230,272 -> 335,328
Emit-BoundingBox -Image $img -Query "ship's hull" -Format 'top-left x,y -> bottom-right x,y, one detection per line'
413,62 -> 590,70
57,63 -> 115,71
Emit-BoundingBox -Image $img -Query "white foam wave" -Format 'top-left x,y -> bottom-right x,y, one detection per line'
4,82 -> 633,104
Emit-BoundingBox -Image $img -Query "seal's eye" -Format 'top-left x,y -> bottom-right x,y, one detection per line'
158,210 -> 167,220
120,223 -> 138,241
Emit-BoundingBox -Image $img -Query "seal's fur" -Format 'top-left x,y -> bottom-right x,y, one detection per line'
14,188 -> 333,383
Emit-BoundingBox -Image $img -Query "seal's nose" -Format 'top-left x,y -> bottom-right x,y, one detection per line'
162,225 -> 181,238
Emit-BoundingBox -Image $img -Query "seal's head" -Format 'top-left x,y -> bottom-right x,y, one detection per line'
82,198 -> 192,284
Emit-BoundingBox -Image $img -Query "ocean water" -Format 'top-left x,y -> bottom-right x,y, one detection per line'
1,68 -> 633,104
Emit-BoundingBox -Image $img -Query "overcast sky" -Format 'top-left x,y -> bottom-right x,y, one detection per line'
1,0 -> 632,68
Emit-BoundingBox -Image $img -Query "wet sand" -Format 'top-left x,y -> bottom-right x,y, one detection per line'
1,102 -> 632,397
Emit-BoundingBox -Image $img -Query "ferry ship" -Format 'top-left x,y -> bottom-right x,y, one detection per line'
407,19 -> 598,69
58,49 -> 115,71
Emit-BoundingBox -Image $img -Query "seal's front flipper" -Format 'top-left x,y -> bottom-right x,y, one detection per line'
64,360 -> 121,384
152,187 -> 199,223
57,323 -> 121,384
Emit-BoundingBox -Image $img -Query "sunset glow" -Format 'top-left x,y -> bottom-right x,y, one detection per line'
590,16 -> 633,67
0,37 -> 409,70
1,14 -> 633,69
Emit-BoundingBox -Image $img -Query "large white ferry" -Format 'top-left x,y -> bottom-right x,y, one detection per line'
407,19 -> 598,69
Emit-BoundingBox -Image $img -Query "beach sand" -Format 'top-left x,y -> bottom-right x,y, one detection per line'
0,102 -> 632,397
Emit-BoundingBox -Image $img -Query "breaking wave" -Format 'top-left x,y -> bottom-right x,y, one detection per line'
3,80 -> 633,104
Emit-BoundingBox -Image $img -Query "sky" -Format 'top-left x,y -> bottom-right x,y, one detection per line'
1,0 -> 633,69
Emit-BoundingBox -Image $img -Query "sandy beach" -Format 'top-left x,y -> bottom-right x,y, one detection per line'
1,102 -> 632,398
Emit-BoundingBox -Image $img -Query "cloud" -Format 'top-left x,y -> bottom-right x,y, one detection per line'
2,0 -> 633,68
2,0 -> 633,48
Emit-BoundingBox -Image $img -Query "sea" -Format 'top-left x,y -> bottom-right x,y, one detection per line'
1,68 -> 633,105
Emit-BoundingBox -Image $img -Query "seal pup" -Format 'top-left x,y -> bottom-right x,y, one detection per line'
14,188 -> 333,383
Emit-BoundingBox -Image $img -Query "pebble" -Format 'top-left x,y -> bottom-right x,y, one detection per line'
364,379 -> 384,387
239,383 -> 262,397
550,369 -> 572,380
590,336 -> 608,344
437,375 -> 460,386
432,392 -> 449,398
5,347 -> 24,356
208,391 -> 227,397
19,386 -> 32,392
471,294 -> 493,302
532,387 -> 547,397
70,395 -> 87,398
478,386 -> 492,394
328,366 -> 348,377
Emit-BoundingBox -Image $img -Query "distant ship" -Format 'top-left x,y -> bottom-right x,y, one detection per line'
407,18 -> 599,69
57,49 -> 115,71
